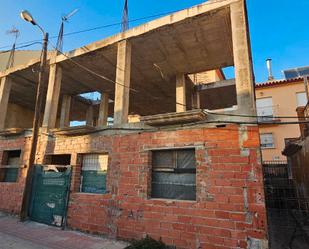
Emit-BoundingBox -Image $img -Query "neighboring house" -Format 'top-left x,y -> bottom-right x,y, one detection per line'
256,76 -> 308,162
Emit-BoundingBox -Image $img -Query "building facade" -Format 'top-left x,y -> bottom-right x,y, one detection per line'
256,77 -> 308,162
0,1 -> 268,248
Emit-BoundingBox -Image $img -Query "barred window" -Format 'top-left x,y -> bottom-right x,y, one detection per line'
81,154 -> 108,194
151,149 -> 196,201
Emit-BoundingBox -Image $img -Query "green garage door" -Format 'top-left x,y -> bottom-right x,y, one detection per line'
29,165 -> 71,227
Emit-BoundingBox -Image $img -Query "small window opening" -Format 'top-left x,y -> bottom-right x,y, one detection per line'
151,149 -> 196,201
196,67 -> 237,110
80,154 -> 108,194
0,150 -> 21,182
44,154 -> 71,172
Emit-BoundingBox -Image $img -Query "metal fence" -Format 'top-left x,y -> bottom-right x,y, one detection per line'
263,162 -> 309,249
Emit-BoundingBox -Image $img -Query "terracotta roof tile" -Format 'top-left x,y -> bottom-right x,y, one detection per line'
255,77 -> 304,88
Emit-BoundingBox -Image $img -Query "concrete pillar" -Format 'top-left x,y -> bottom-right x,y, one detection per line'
42,64 -> 62,129
86,105 -> 94,126
114,40 -> 131,125
97,92 -> 109,127
60,95 -> 71,128
192,90 -> 200,109
230,0 -> 255,115
176,74 -> 186,112
0,77 -> 12,130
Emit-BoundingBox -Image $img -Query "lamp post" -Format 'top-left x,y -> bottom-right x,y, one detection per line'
20,10 -> 49,221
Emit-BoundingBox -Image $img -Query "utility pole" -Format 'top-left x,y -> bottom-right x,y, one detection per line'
19,10 -> 49,221
121,0 -> 129,32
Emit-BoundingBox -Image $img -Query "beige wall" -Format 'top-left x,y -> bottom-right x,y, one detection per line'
5,103 -> 34,129
188,69 -> 225,84
256,80 -> 306,161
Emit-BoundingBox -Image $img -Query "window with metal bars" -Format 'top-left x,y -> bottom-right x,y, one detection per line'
80,154 -> 108,194
151,149 -> 196,200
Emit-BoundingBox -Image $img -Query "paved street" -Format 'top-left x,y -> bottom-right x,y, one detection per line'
0,213 -> 128,249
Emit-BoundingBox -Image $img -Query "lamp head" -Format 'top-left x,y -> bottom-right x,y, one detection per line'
20,10 -> 36,25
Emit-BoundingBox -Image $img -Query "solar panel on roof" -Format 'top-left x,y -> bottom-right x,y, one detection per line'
283,66 -> 309,79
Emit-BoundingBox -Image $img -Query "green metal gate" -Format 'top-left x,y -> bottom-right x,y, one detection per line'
29,165 -> 72,227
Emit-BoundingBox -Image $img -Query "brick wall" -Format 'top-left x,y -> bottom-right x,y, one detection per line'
0,135 -> 30,214
42,124 -> 268,249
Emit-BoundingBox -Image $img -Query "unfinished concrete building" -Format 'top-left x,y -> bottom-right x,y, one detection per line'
0,0 -> 268,248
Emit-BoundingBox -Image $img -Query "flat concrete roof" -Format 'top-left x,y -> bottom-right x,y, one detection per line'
1,0 -> 238,116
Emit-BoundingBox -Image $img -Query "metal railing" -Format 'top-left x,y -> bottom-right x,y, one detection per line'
257,105 -> 280,122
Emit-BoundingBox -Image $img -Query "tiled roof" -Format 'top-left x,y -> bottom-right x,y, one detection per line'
255,77 -> 304,88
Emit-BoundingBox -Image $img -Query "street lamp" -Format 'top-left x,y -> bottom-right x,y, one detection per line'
20,10 -> 49,221
20,10 -> 46,35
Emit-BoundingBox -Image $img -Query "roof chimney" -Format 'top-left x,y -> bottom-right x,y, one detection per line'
266,59 -> 274,81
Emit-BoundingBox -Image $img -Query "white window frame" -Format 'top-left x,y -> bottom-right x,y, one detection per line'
260,133 -> 275,149
296,92 -> 308,107
256,97 -> 274,120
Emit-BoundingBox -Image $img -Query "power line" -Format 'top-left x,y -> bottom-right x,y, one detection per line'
0,42 -> 42,54
204,110 -> 303,120
183,119 -> 309,127
0,0 -> 227,50
48,41 -> 139,93
46,42 -> 309,115
4,41 -> 308,126
0,12 -> 172,50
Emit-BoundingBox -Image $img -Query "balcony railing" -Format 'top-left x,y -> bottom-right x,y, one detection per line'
257,105 -> 280,122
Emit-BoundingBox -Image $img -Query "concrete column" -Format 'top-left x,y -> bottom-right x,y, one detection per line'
42,64 -> 62,129
114,40 -> 131,125
86,105 -> 94,126
60,95 -> 71,128
0,77 -> 12,130
192,90 -> 200,109
97,92 -> 109,127
176,74 -> 186,112
230,0 -> 255,115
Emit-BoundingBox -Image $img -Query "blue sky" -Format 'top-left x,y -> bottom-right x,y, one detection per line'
0,0 -> 308,83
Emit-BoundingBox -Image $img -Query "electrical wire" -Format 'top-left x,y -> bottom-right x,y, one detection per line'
1,0 -> 304,125
2,41 -> 306,121
0,0 -> 228,50
47,42 -> 309,120
48,41 -> 138,93
204,110 -> 303,120
0,42 -> 42,54
182,119 -> 309,127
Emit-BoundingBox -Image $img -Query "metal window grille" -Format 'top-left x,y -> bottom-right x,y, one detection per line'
81,154 -> 108,194
151,149 -> 196,201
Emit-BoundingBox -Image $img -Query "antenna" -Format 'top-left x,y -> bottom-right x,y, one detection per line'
5,27 -> 20,69
121,0 -> 129,32
62,8 -> 79,22
56,8 -> 79,52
